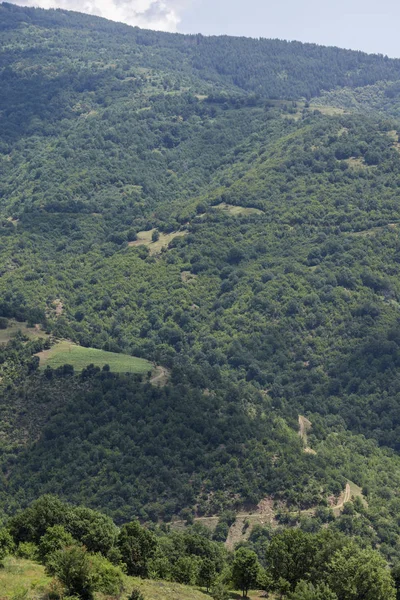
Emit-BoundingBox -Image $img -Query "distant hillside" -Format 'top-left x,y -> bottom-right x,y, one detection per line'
4,2 -> 400,567
2,1 -> 400,102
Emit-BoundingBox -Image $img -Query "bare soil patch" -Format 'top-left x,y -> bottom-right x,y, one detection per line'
54,299 -> 63,316
212,203 -> 264,217
181,271 -> 197,283
129,229 -> 188,255
298,415 -> 316,454
150,366 -> 170,386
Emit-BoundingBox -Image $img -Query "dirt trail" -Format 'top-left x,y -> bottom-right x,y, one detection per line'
298,415 -> 312,441
54,299 -> 63,317
172,482 -> 353,549
298,415 -> 316,454
333,483 -> 351,511
150,366 -> 169,386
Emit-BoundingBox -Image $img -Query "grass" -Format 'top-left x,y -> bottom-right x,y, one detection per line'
0,557 -> 270,600
0,556 -> 51,599
36,341 -> 153,374
212,203 -> 264,216
0,320 -> 48,344
0,557 -> 210,600
126,577 -> 210,600
348,480 -> 368,507
309,103 -> 347,116
345,157 -> 367,169
129,229 -> 188,255
127,576 -> 267,600
349,223 -> 398,237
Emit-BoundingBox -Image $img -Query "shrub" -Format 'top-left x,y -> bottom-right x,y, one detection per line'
128,590 -> 145,600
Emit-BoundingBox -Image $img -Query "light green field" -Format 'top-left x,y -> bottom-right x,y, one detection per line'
127,577 -> 210,600
213,202 -> 264,216
0,557 -> 51,599
0,320 -> 48,344
309,103 -> 347,116
36,341 -> 153,374
129,228 -> 188,255
0,557 -> 212,600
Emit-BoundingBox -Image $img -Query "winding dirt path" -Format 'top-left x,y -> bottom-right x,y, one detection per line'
299,415 -> 316,454
150,366 -> 169,386
334,483 -> 351,511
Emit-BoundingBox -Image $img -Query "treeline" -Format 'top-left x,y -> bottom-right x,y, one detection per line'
1,494 -> 398,599
2,3 -> 400,102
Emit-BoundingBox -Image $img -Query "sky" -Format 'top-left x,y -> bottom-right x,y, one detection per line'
8,0 -> 400,57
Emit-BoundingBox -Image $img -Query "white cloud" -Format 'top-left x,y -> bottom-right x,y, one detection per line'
11,0 -> 187,31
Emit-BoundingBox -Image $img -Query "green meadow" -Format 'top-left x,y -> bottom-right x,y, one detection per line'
37,341 -> 153,374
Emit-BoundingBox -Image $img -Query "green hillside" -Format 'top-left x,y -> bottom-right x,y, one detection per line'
4,5 -> 400,593
0,556 -> 212,600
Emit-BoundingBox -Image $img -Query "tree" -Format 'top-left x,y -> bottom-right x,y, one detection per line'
289,581 -> 338,600
46,545 -> 94,600
152,229 -> 160,242
198,557 -> 217,592
38,525 -> 75,563
327,545 -> 396,600
9,495 -> 68,544
67,505 -> 118,555
89,553 -> 124,596
265,529 -> 317,591
118,520 -> 157,577
231,547 -> 260,598
172,555 -> 199,585
391,562 -> 400,600
0,529 -> 14,564
211,578 -> 230,600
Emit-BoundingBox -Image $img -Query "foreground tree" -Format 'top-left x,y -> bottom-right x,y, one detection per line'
231,547 -> 260,598
38,525 -> 75,563
265,529 -> 317,591
327,545 -> 396,600
46,545 -> 94,600
198,557 -> 217,592
118,520 -> 157,577
0,529 -> 14,565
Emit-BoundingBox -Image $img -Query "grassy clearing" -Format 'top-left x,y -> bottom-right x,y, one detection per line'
212,203 -> 264,216
349,480 -> 368,507
0,557 -> 267,600
126,577 -> 210,600
310,103 -> 347,116
127,576 -> 267,600
0,557 -> 51,599
0,320 -> 48,344
36,341 -> 152,374
345,157 -> 367,169
298,415 -> 317,455
0,557 -> 210,600
129,229 -> 188,255
349,223 -> 398,237
181,270 -> 197,283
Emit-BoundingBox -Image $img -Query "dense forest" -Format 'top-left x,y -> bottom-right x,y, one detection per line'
4,2 -> 400,597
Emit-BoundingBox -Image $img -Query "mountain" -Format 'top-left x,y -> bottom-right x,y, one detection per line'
3,1 -> 400,569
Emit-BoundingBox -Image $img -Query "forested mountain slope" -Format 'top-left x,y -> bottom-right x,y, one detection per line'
4,1 -> 400,567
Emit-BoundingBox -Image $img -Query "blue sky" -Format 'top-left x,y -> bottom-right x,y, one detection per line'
178,0 -> 400,57
10,0 -> 400,57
